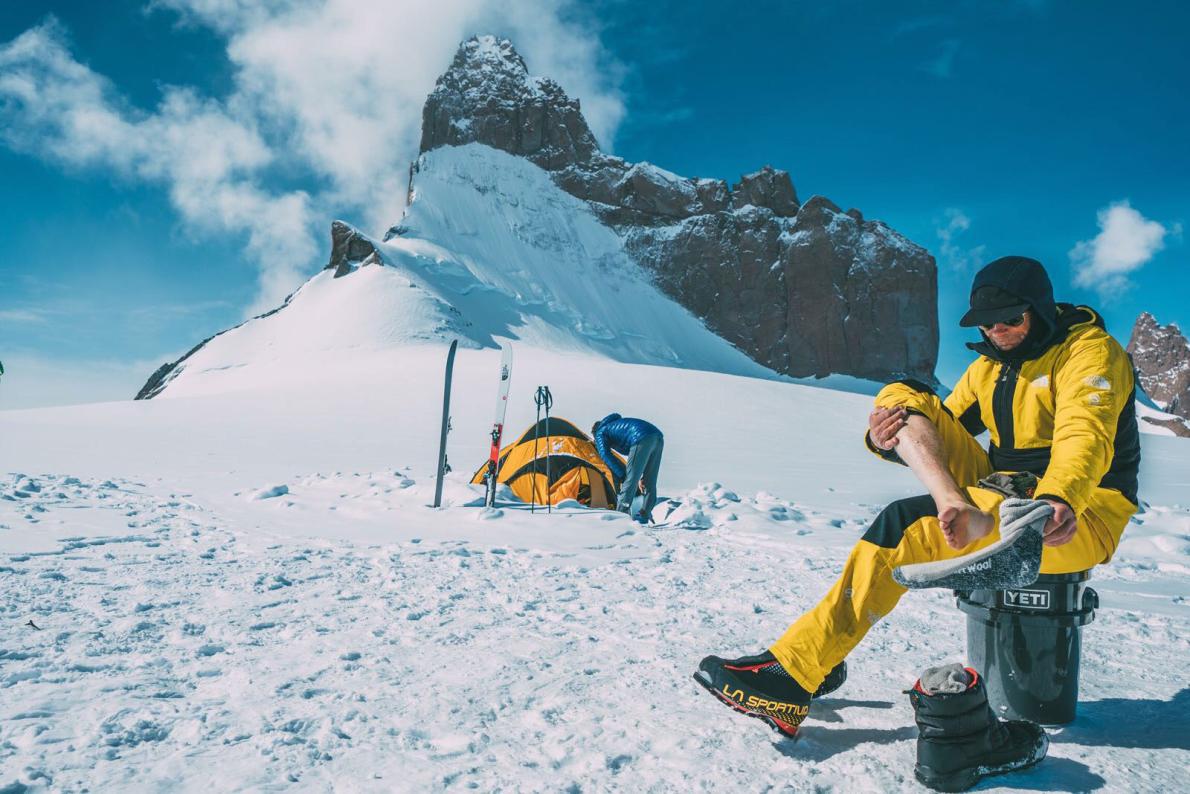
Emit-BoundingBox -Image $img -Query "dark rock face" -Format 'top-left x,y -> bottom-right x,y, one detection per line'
1140,415 -> 1190,438
421,36 -> 601,172
135,362 -> 179,401
732,166 -> 799,217
553,160 -> 731,227
784,197 -> 936,380
624,197 -> 935,380
1128,312 -> 1190,420
327,220 -> 382,277
418,36 -> 938,383
135,332 -> 220,400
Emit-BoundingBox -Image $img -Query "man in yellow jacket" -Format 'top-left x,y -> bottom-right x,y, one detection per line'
695,256 -> 1140,744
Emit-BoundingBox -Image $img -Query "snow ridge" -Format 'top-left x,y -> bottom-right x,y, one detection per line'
140,145 -> 770,398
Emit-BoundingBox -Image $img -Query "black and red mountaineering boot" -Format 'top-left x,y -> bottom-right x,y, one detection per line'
693,651 -> 845,738
908,666 -> 1048,792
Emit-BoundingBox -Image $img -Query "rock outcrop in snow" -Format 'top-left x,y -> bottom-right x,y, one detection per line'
420,35 -> 938,382
326,220 -> 383,277
1128,311 -> 1190,437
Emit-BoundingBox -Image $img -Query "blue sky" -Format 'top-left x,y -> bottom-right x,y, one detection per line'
1,1 -> 1186,407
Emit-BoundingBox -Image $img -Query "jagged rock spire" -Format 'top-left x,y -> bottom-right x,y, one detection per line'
1129,311 -> 1190,423
420,35 -> 601,171
325,220 -> 382,277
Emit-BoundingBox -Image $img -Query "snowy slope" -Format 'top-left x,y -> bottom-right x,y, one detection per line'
2,345 -> 1188,792
3,126 -> 1186,794
147,144 -> 770,398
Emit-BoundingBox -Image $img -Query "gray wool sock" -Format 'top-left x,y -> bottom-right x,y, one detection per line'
892,498 -> 1053,591
919,663 -> 972,694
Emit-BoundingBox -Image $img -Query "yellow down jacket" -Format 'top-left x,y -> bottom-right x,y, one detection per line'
939,304 -> 1140,515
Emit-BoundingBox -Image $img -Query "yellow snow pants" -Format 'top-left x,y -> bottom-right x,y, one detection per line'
769,381 -> 1137,692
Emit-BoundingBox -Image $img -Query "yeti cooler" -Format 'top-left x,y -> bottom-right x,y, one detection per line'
955,571 -> 1098,725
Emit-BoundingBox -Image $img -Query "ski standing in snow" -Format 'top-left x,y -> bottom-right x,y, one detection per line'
484,344 -> 514,507
432,340 -> 458,508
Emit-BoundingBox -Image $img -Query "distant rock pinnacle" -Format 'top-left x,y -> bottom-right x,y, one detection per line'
1128,312 -> 1190,436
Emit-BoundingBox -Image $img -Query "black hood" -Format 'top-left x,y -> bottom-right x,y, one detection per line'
961,256 -> 1058,338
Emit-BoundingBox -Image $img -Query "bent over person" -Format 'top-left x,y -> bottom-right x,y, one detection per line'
695,256 -> 1140,757
591,413 -> 664,523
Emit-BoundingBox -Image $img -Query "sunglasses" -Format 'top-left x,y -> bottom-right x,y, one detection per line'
980,314 -> 1026,330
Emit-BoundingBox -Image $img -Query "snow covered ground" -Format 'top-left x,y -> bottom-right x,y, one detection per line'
3,139 -> 1187,791
2,346 -> 1187,792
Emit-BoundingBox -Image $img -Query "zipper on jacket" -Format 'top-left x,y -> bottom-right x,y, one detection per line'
992,362 -> 1019,450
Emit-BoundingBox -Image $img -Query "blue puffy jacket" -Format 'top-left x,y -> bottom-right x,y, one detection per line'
592,413 -> 662,483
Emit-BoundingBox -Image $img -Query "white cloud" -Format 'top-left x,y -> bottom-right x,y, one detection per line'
935,208 -> 986,272
1069,200 -> 1169,298
0,20 -> 316,312
1,2 -> 625,314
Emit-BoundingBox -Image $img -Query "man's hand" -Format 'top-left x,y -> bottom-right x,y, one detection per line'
868,406 -> 908,451
1041,499 -> 1078,547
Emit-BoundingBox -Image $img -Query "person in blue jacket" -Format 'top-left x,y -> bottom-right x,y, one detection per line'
591,413 -> 664,522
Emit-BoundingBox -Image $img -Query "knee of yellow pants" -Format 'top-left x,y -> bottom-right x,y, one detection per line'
875,382 -> 949,425
1040,488 -> 1134,573
876,382 -> 992,489
771,509 -> 956,691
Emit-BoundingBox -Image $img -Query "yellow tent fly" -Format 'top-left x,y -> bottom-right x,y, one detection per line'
470,417 -> 621,508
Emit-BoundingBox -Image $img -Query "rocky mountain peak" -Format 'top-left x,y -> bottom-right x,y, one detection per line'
416,35 -> 939,383
420,35 -> 601,171
453,34 -> 529,75
1128,311 -> 1190,422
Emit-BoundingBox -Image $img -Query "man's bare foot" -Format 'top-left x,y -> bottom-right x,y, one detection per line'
938,502 -> 995,550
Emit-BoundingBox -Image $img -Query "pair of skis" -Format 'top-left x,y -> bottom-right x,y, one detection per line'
432,342 -> 513,509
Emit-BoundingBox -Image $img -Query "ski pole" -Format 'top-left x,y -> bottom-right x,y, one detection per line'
545,385 -> 552,516
535,386 -> 554,512
535,390 -> 545,511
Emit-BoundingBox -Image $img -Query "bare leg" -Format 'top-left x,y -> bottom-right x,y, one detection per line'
894,415 -> 993,549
